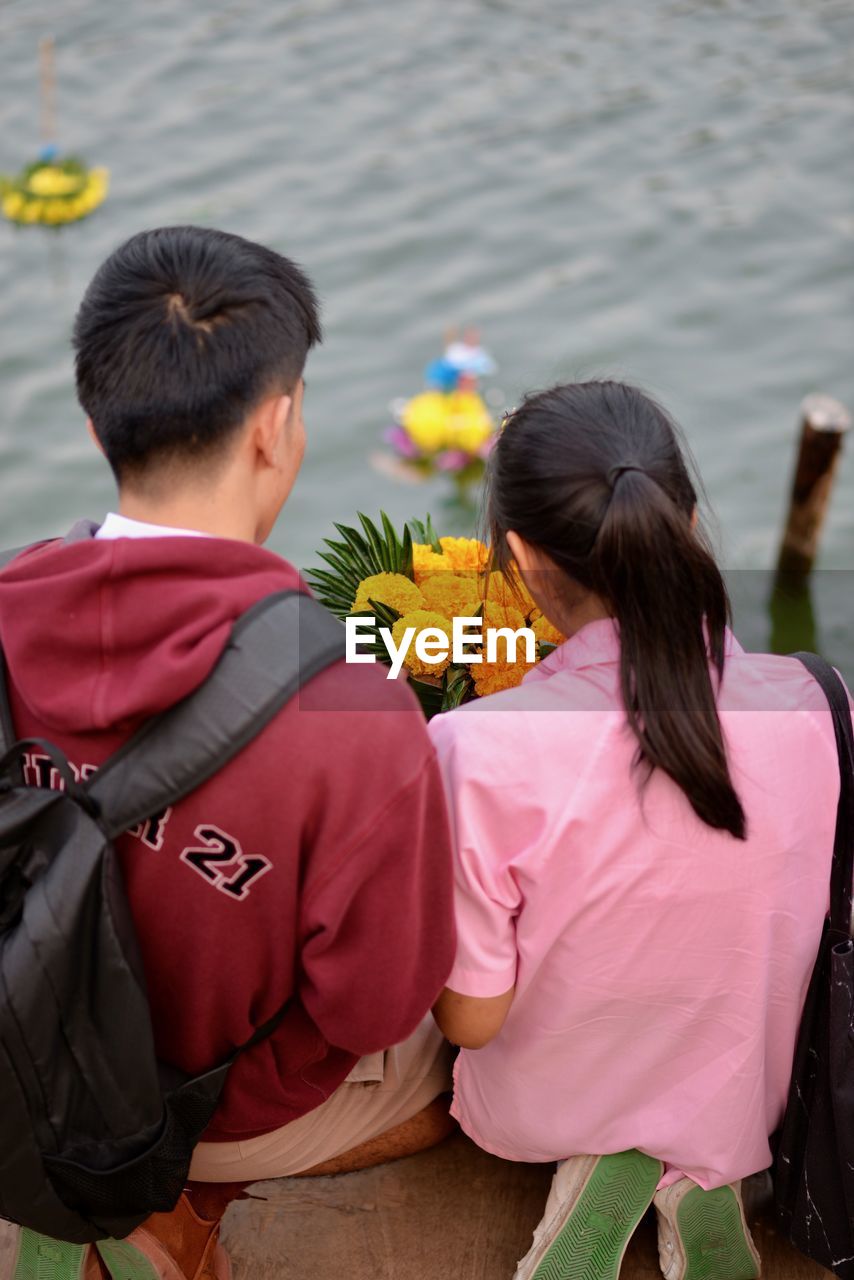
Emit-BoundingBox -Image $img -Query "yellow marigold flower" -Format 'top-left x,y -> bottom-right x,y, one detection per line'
2,191 -> 23,218
412,543 -> 449,584
482,566 -> 535,617
88,167 -> 109,195
480,601 -> 531,663
352,572 -> 424,616
481,600 -> 527,632
392,610 -> 453,677
401,391 -> 450,453
420,573 -> 481,620
27,166 -> 83,197
437,536 -> 489,573
472,659 -> 531,697
532,613 -> 565,647
444,390 -> 494,453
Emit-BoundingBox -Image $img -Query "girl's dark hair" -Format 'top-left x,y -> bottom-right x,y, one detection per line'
488,380 -> 746,840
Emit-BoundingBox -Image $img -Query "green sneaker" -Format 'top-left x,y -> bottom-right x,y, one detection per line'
95,1237 -> 181,1280
1,1226 -> 94,1280
653,1179 -> 761,1280
513,1148 -> 663,1280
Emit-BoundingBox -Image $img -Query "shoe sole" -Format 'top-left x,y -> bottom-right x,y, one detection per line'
676,1184 -> 761,1280
96,1240 -> 181,1280
11,1232 -> 89,1279
530,1149 -> 662,1280
97,1236 -> 231,1280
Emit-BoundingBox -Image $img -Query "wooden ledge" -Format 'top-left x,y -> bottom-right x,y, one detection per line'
221,1132 -> 832,1279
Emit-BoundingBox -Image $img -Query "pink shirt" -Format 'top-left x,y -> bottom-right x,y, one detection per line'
428,619 -> 844,1189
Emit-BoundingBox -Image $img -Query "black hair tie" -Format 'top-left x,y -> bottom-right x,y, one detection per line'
607,463 -> 646,486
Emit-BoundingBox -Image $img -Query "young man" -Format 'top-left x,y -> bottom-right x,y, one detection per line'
0,227 -> 456,1280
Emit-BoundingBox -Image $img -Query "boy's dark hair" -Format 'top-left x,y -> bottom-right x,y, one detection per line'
73,226 -> 321,482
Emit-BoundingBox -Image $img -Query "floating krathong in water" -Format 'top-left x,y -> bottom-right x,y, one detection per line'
1,38 -> 109,229
1,147 -> 109,227
379,331 -> 499,498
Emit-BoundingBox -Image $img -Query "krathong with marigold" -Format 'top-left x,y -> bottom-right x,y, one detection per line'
306,512 -> 563,718
1,152 -> 109,227
1,38 -> 109,229
379,333 -> 498,499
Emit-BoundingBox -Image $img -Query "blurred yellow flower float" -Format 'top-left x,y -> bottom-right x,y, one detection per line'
308,512 -> 564,719
379,332 -> 500,499
1,152 -> 109,227
1,40 -> 109,229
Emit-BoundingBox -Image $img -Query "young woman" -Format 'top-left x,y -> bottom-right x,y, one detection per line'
429,381 -> 847,1280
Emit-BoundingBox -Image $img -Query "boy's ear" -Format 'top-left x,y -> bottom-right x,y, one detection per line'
86,418 -> 105,457
253,393 -> 292,467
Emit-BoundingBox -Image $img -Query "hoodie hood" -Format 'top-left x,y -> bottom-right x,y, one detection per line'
0,528 -> 304,733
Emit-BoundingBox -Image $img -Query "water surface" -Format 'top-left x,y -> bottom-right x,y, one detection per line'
1,0 -> 851,660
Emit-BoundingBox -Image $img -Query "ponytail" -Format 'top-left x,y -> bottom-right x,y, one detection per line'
592,467 -> 746,840
488,380 -> 747,841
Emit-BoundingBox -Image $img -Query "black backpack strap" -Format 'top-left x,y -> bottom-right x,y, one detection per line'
0,644 -> 17,760
87,590 -> 345,839
793,651 -> 854,936
0,523 -> 98,568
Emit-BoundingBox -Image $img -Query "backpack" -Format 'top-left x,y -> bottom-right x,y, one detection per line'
0,588 -> 345,1242
773,652 -> 854,1277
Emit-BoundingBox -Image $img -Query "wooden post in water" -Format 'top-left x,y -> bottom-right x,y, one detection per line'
775,393 -> 850,580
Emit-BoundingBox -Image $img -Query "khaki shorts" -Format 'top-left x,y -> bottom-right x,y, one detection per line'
190,1016 -> 452,1183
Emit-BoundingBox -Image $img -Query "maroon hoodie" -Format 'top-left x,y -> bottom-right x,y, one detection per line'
0,528 -> 455,1141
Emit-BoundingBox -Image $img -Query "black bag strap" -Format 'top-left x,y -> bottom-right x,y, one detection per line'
0,736 -> 96,808
0,647 -> 16,762
793,652 -> 854,936
86,590 -> 345,839
0,523 -> 96,571
0,589 -> 345,838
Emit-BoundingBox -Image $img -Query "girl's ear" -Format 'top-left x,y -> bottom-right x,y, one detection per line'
506,529 -> 539,572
